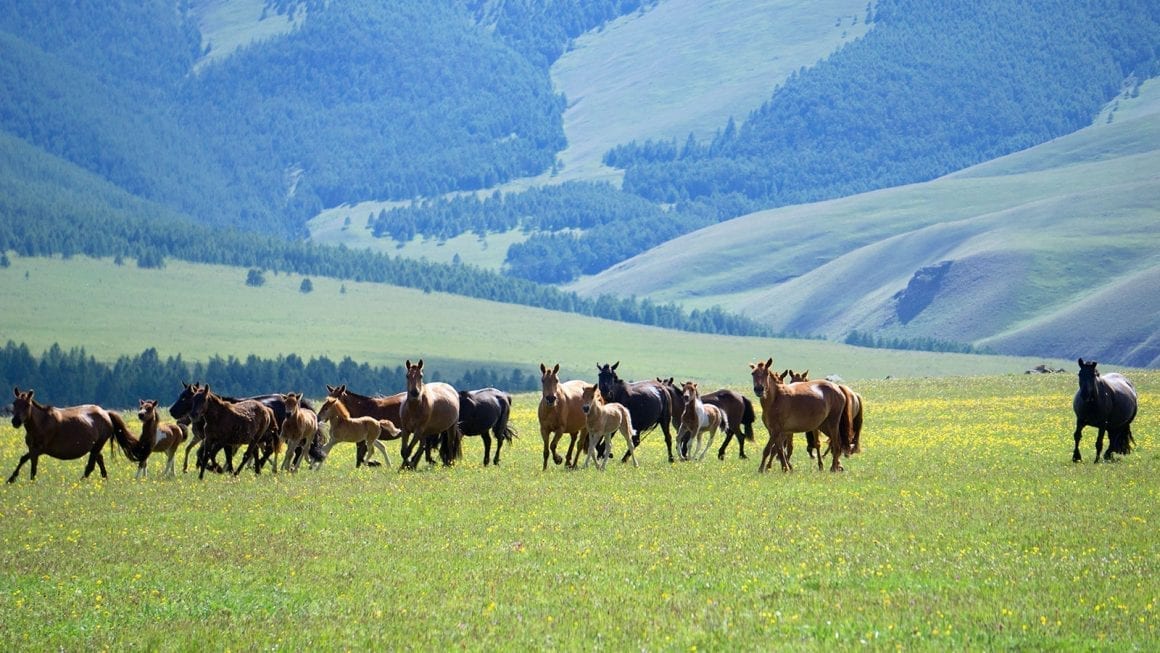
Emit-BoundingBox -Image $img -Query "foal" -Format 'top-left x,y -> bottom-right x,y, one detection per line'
134,399 -> 188,478
316,396 -> 399,469
580,384 -> 637,470
676,382 -> 728,461
278,392 -> 319,472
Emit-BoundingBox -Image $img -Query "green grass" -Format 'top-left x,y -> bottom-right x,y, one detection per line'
0,372 -> 1155,650
567,79 -> 1160,367
0,256 -> 1073,386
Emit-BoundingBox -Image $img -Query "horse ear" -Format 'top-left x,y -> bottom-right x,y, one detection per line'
540,363 -> 547,374
417,359 -> 424,370
803,369 -> 809,378
552,363 -> 559,374
13,386 -> 19,397
612,361 -> 620,370
765,357 -> 773,369
406,359 -> 412,369
27,389 -> 34,400
326,384 -> 336,392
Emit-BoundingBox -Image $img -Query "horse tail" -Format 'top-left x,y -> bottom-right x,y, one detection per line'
499,395 -> 517,443
108,411 -> 141,463
741,396 -> 756,441
839,390 -> 854,455
440,424 -> 464,464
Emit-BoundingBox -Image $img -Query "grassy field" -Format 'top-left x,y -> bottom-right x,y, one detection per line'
0,255 -> 1072,387
0,372 -> 1155,650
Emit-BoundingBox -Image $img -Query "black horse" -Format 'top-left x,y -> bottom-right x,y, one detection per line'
169,382 -> 324,472
1072,358 -> 1137,463
597,362 -> 674,462
458,388 -> 517,466
658,378 -> 756,460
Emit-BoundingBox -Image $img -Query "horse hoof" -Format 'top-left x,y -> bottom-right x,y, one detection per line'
739,453 -> 748,460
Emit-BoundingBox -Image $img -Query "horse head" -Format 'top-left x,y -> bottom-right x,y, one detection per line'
789,369 -> 809,383
539,363 -> 561,405
405,359 -> 425,399
283,392 -> 303,412
137,399 -> 159,423
188,385 -> 213,419
11,386 -> 35,428
580,384 -> 600,414
169,381 -> 201,420
749,357 -> 775,398
1077,358 -> 1100,404
596,361 -> 621,400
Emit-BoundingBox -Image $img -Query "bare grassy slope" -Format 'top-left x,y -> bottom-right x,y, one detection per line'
568,82 -> 1160,366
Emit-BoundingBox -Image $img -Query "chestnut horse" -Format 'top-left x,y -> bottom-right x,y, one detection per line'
676,382 -> 728,461
1072,358 -> 1137,463
325,384 -> 406,466
316,396 -> 399,468
537,363 -> 589,470
658,378 -> 755,460
597,362 -> 673,462
749,358 -> 851,473
398,360 -> 463,469
188,385 -> 278,479
580,384 -> 637,469
787,370 -> 864,469
8,387 -> 139,483
278,392 -> 319,472
134,399 -> 188,478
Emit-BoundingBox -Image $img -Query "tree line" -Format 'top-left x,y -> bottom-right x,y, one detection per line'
0,341 -> 539,411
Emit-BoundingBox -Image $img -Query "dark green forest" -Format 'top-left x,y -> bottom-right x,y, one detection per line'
0,341 -> 538,410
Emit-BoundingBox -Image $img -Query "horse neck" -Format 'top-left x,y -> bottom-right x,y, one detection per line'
22,401 -> 53,437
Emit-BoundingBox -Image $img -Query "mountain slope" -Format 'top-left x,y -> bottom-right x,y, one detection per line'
568,81 -> 1160,366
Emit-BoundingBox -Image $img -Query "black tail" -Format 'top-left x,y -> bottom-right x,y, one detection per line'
108,411 -> 141,463
741,396 -> 756,442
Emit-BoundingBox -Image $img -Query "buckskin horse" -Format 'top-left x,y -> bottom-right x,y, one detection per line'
316,395 -> 399,468
1072,358 -> 1137,463
596,362 -> 673,462
749,358 -> 851,473
8,387 -> 139,483
398,360 -> 463,469
325,384 -> 406,466
537,363 -> 589,470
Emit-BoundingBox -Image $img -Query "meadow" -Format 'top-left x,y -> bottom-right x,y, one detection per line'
0,371 -> 1155,650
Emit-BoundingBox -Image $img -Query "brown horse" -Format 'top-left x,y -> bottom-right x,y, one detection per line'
580,384 -> 637,469
398,360 -> 463,469
325,384 -> 406,466
316,396 -> 399,468
658,377 -> 756,460
676,382 -> 728,461
188,385 -> 278,479
787,370 -> 864,468
8,387 -> 139,483
278,393 -> 319,472
537,363 -> 589,470
749,358 -> 851,473
134,399 -> 188,479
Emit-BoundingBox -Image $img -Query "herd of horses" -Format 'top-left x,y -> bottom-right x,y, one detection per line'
3,357 -> 1139,483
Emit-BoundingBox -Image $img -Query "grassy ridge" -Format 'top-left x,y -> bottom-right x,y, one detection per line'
0,256 -> 1070,387
0,372 -> 1155,649
568,80 -> 1160,367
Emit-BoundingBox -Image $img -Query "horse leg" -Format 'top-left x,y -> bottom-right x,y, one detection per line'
1094,427 -> 1106,464
623,426 -> 639,468
482,432 -> 492,466
717,428 -> 733,460
662,424 -> 675,464
372,439 -> 391,467
1072,421 -> 1084,462
567,432 -> 581,468
493,429 -> 503,466
548,429 -> 566,466
136,460 -> 147,480
7,453 -> 33,483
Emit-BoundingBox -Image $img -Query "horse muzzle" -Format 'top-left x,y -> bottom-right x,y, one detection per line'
581,404 -> 590,414
408,389 -> 420,399
543,395 -> 557,405
11,416 -> 21,428
752,385 -> 764,398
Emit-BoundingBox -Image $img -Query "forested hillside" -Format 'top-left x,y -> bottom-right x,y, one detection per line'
607,0 -> 1160,207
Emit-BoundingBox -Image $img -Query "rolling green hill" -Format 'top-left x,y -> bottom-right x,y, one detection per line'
0,256 -> 1067,386
569,80 -> 1160,367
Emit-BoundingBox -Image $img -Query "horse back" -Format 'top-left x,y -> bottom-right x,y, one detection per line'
621,380 -> 670,433
764,380 -> 845,432
402,382 -> 460,435
458,388 -> 510,434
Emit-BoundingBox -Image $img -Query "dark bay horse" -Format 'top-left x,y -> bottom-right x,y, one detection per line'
597,362 -> 673,462
659,378 -> 755,460
537,363 -> 589,470
750,358 -> 851,473
134,399 -> 188,479
1072,358 -> 1137,463
325,384 -> 406,466
458,388 -> 517,466
187,385 -> 278,479
399,360 -> 463,469
8,387 -> 139,483
170,382 -> 320,473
